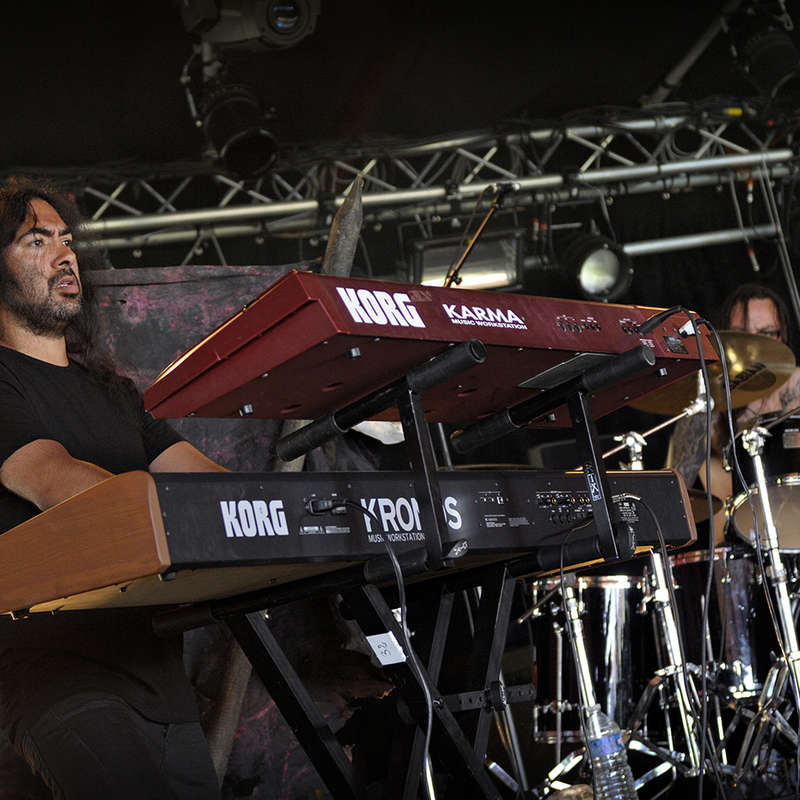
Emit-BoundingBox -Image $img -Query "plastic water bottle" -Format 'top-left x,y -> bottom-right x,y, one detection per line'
585,706 -> 638,799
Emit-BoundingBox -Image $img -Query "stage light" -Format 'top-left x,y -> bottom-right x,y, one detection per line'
201,81 -> 278,177
737,18 -> 800,99
411,230 -> 524,290
559,233 -> 633,302
185,0 -> 321,51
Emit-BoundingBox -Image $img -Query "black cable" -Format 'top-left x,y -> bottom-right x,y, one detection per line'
310,497 -> 438,798
695,314 -> 716,800
646,304 -> 716,798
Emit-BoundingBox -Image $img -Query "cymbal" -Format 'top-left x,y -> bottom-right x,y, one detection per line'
631,331 -> 795,415
688,488 -> 722,523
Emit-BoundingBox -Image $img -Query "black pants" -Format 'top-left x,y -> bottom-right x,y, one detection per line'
14,691 -> 220,800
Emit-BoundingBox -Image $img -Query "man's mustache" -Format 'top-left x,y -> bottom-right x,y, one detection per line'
49,269 -> 81,293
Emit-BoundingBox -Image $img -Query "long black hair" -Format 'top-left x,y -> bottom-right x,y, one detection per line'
719,282 -> 795,351
0,180 -> 139,415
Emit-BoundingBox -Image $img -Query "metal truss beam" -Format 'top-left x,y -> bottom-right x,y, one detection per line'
31,104 -> 797,265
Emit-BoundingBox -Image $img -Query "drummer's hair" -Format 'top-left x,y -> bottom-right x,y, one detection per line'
721,283 -> 793,349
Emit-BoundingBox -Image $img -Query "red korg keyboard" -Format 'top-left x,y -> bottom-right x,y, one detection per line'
144,271 -> 716,427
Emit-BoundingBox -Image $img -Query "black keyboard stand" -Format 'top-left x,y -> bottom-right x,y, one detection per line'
155,340 -> 538,798
150,340 -> 668,796
224,561 -> 522,799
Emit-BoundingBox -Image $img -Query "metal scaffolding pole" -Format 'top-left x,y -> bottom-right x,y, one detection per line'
639,0 -> 745,106
80,149 -> 792,242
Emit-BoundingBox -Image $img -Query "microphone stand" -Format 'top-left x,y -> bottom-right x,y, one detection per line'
442,183 -> 517,289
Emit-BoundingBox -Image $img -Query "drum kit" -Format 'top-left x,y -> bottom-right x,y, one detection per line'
524,330 -> 800,798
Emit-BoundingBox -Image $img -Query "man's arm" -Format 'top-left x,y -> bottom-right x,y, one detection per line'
667,410 -> 734,545
778,366 -> 800,412
0,439 -> 229,513
0,439 -> 113,511
666,413 -> 708,487
149,440 -> 229,473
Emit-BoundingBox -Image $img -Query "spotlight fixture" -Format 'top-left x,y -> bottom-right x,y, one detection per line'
559,233 -> 633,302
181,43 -> 279,177
201,81 -> 278,176
734,15 -> 800,99
410,230 -> 524,290
181,0 -> 321,51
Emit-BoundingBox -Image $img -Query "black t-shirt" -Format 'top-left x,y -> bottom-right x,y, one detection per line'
0,347 -> 198,736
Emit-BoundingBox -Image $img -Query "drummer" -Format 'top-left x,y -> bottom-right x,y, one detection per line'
667,283 -> 800,542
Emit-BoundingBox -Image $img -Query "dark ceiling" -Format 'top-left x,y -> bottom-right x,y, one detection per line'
0,1 -> 786,170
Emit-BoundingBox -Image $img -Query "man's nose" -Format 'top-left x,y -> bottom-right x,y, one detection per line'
53,242 -> 76,268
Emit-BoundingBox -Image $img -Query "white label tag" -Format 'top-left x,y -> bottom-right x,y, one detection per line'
366,632 -> 406,665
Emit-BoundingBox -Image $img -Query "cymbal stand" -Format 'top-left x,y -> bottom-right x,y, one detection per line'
633,551 -> 703,773
529,577 -> 639,798
609,389 -> 715,782
527,583 -> 572,764
742,426 -> 800,689
601,394 -> 709,469
732,658 -> 796,783
561,577 -> 634,773
731,425 -> 800,778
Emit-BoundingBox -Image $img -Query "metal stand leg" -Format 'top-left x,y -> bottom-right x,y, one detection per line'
734,660 -> 793,782
647,550 -> 702,772
226,611 -> 360,799
726,427 -> 800,788
554,623 -> 565,763
742,429 -> 800,701
563,581 -> 599,713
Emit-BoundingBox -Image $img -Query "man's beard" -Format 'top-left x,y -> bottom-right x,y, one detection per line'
2,269 -> 83,336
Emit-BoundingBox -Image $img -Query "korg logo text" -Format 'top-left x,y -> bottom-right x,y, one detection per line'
442,303 -> 527,330
336,287 -> 425,328
220,500 -> 288,538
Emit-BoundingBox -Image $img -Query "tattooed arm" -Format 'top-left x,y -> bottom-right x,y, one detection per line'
777,366 -> 800,413
667,410 -> 731,544
666,412 -> 709,487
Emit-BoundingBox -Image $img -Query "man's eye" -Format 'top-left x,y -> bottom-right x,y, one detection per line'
63,239 -> 73,248
30,239 -> 42,247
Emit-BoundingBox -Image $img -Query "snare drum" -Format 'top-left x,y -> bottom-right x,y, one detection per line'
727,413 -> 800,551
667,547 -> 762,698
531,574 -> 645,742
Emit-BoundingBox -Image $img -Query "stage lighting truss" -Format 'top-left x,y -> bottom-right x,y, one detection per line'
35,104 -> 797,268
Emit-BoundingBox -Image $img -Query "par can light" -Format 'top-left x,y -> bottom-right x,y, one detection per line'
559,233 -> 633,302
